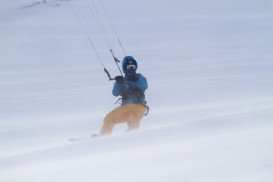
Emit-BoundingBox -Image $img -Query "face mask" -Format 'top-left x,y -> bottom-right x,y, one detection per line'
126,64 -> 136,70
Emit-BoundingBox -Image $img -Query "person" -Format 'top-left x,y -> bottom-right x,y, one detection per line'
99,56 -> 148,135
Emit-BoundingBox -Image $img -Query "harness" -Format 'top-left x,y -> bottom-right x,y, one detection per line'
115,88 -> 149,116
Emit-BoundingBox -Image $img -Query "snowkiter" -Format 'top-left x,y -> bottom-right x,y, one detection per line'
99,56 -> 148,135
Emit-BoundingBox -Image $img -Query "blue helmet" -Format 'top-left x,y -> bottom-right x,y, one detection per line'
122,56 -> 138,74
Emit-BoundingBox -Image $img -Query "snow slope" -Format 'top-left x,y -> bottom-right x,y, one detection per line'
1,0 -> 273,181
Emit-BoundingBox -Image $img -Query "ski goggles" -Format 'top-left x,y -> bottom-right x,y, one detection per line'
126,64 -> 136,70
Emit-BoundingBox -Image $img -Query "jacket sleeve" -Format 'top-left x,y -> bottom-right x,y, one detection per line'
135,74 -> 148,91
126,73 -> 148,91
112,82 -> 123,96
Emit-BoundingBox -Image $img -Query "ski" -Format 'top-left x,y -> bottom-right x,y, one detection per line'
68,134 -> 99,142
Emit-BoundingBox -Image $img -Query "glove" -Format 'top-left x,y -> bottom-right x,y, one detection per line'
115,76 -> 125,84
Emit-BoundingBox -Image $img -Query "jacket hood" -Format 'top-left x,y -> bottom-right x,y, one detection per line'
122,56 -> 138,74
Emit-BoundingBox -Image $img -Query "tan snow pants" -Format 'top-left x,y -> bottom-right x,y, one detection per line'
100,104 -> 147,135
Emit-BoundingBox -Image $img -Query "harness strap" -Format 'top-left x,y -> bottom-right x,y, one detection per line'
143,105 -> 150,116
114,98 -> 122,104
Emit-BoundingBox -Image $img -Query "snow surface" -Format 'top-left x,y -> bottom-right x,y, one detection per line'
1,0 -> 273,181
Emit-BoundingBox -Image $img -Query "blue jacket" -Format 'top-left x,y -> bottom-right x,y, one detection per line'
112,56 -> 148,105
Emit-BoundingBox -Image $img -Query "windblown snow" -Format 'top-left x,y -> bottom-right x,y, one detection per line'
1,0 -> 273,182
